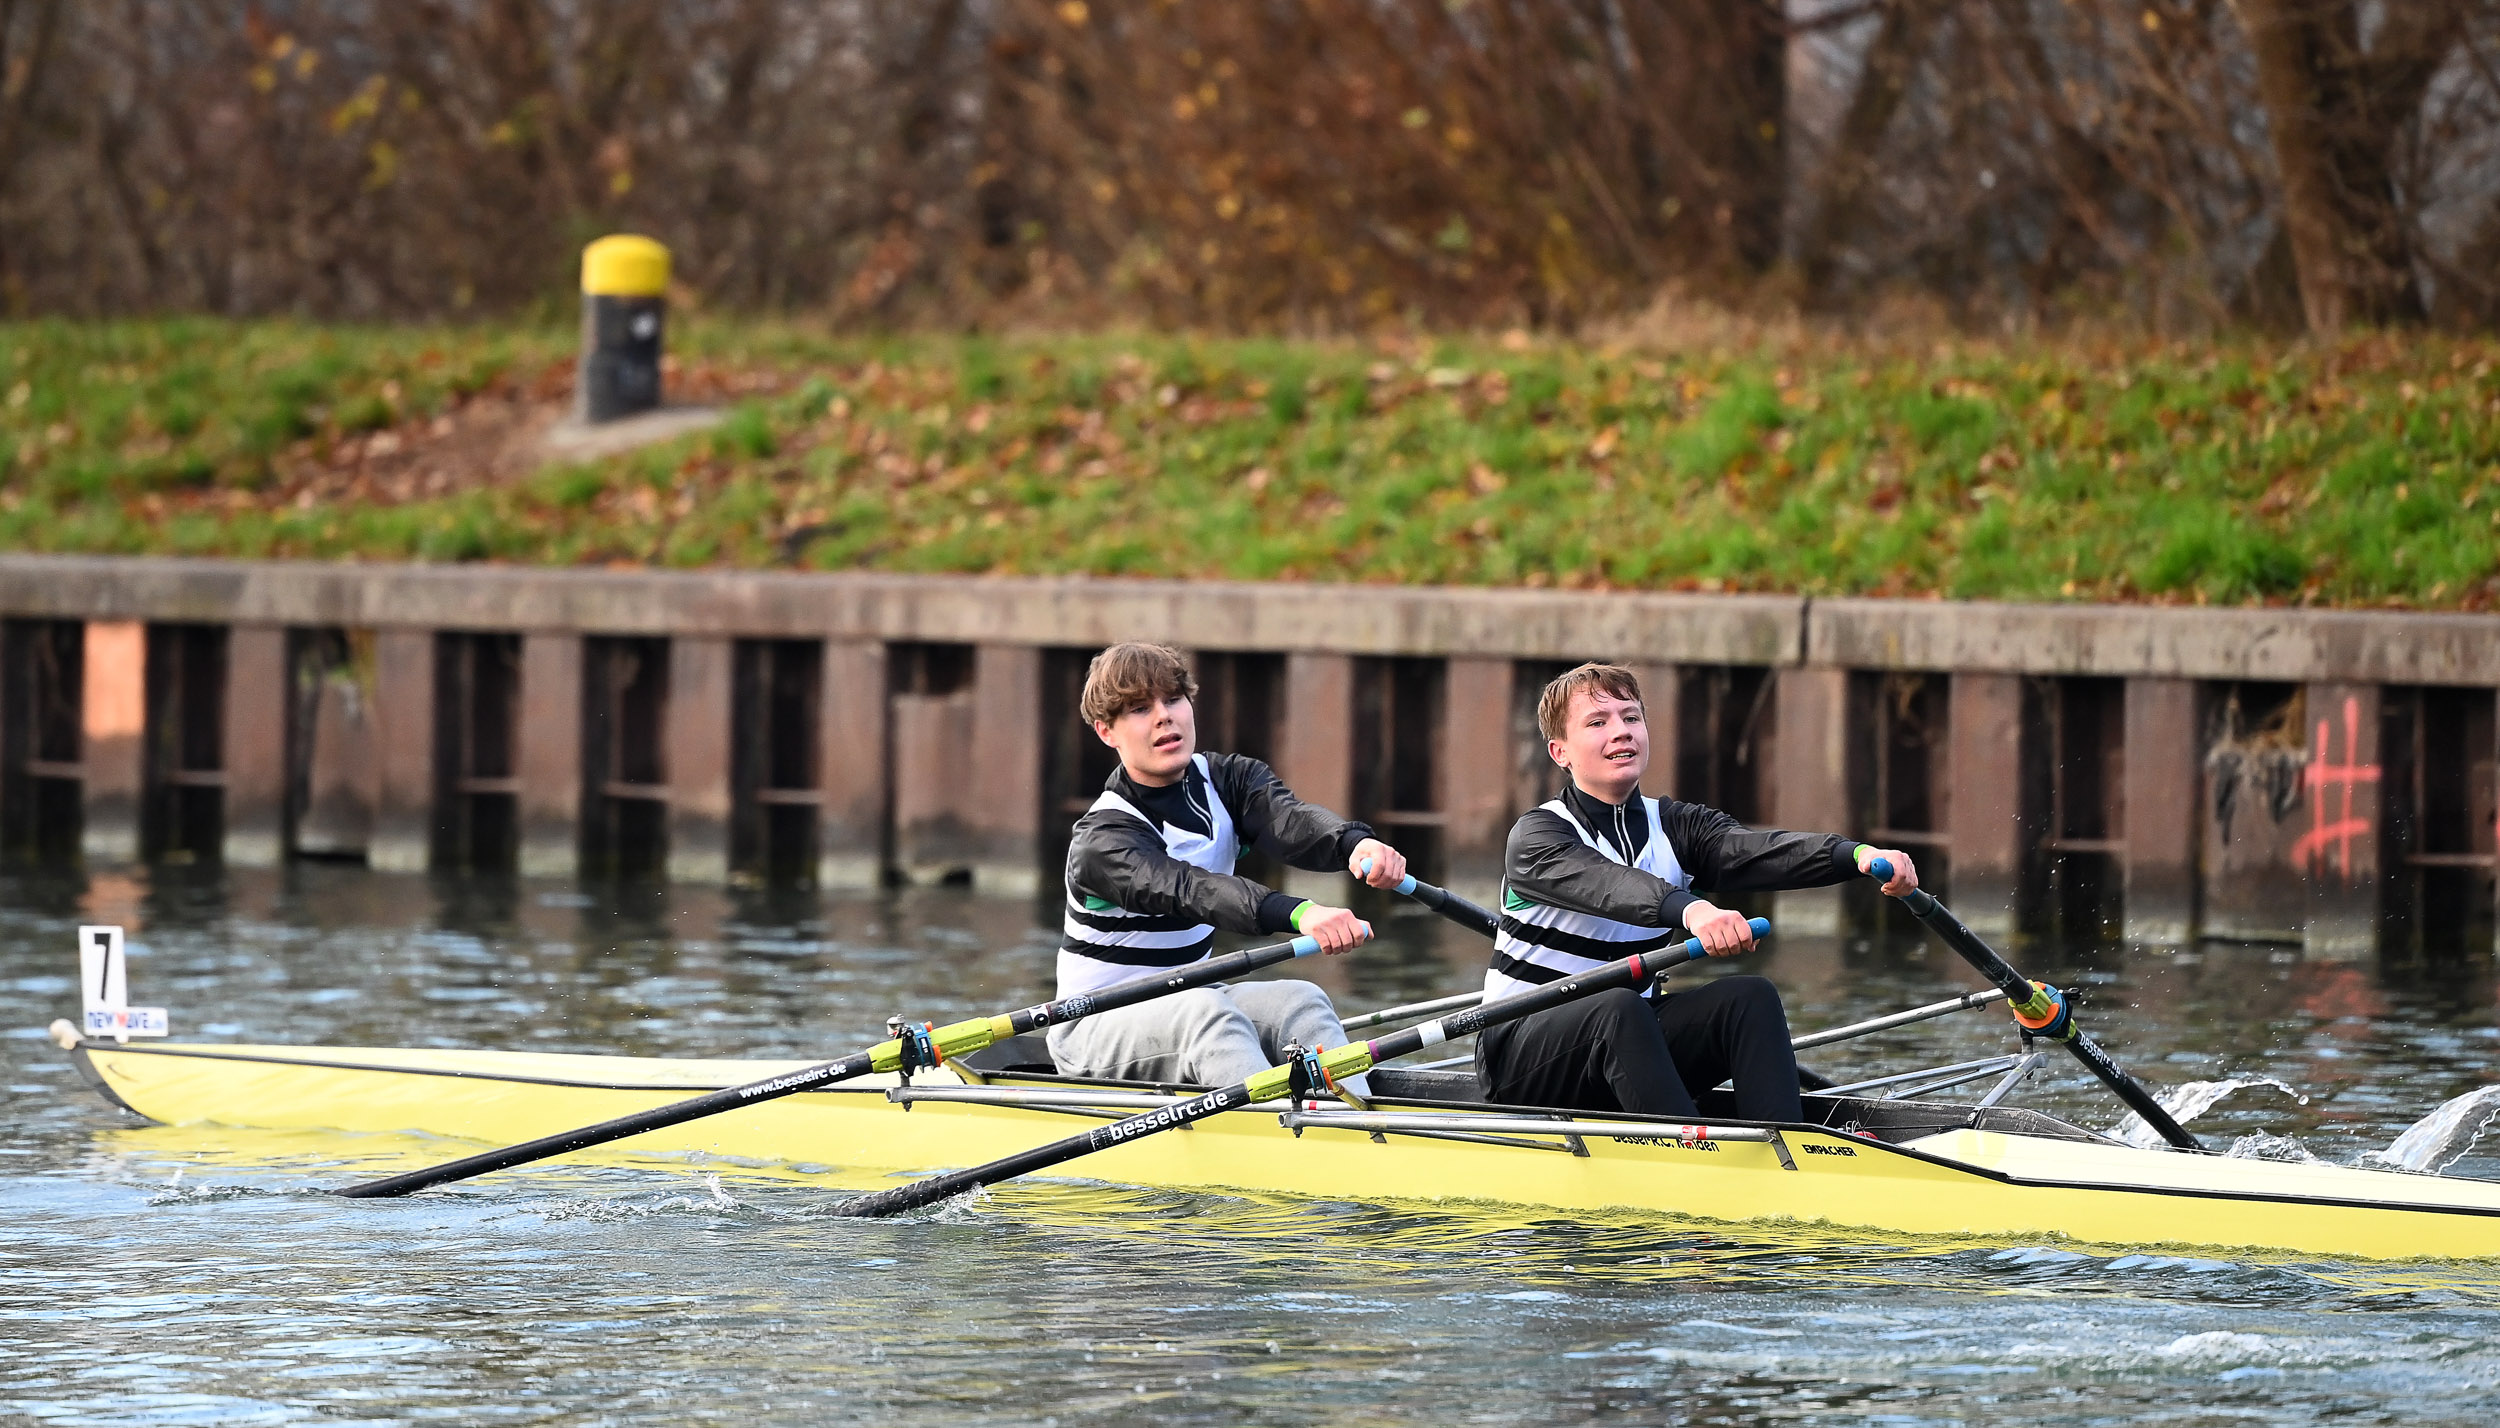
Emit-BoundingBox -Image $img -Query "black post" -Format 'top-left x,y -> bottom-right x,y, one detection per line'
578,235 -> 670,424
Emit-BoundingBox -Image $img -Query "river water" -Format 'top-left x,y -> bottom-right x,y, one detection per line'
5,864 -> 2500,1426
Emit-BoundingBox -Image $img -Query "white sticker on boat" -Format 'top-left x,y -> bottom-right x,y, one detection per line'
78,924 -> 166,1043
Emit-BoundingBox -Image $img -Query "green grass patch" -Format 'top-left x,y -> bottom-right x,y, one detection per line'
0,318 -> 2493,608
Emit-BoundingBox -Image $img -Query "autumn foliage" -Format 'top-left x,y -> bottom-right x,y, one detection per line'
1,2 -> 2497,334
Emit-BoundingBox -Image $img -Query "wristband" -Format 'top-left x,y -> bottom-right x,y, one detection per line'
1289,900 -> 1317,933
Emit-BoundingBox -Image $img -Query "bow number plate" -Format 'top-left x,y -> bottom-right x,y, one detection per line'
80,925 -> 167,1043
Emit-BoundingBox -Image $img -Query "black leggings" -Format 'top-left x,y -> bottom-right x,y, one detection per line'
1475,975 -> 1803,1123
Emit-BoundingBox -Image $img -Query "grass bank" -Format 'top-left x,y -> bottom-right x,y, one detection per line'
4,317 -> 2495,608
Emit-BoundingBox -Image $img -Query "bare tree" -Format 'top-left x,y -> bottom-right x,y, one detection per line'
2242,0 -> 2466,329
4,0 -> 2500,333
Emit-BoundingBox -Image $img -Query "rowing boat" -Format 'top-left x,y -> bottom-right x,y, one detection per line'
55,1028 -> 2500,1261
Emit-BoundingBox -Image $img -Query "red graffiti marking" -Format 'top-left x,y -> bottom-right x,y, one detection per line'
2289,695 -> 2381,880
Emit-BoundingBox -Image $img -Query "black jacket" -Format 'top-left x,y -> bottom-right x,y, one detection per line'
1505,781 -> 1858,928
1064,752 -> 1374,937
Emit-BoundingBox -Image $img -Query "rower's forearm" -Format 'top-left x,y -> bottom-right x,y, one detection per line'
1683,826 -> 1858,892
1216,752 -> 1371,871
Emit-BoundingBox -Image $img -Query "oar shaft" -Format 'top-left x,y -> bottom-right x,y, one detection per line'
1340,990 -> 1483,1032
1348,924 -> 1737,1063
1789,988 -> 2008,1051
1867,860 -> 2201,1152
334,932 -> 1322,1199
1387,873 -> 1499,939
835,917 -> 1769,1219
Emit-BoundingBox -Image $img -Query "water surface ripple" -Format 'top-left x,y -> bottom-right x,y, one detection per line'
5,866 -> 2500,1426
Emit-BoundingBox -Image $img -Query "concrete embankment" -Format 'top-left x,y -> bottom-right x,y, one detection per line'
0,555 -> 2489,956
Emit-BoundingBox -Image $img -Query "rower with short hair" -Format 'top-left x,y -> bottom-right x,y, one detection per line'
1480,662 -> 1921,1122
1051,641 -> 1408,1091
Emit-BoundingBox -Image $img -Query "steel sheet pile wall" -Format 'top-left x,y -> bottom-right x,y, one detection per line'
0,557 -> 2490,954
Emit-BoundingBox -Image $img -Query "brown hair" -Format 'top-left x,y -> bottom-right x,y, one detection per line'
1080,642 -> 1199,727
1536,662 -> 1645,742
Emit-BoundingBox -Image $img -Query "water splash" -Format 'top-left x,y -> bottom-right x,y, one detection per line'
2225,1131 -> 2321,1164
539,1172 -> 755,1223
2363,1085 -> 2500,1175
2107,1076 -> 2308,1149
143,1164 -> 318,1206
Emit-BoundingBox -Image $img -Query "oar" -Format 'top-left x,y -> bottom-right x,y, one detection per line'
833,916 -> 1771,1218
1379,871 -> 1498,939
1341,989 -> 1483,1032
333,931 -> 1328,1199
1864,857 -> 2201,1152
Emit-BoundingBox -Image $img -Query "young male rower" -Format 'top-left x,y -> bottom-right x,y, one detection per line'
1480,662 -> 1921,1123
1053,641 -> 1409,1092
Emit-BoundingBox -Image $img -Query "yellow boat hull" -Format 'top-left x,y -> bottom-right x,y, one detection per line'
68,1039 -> 2500,1262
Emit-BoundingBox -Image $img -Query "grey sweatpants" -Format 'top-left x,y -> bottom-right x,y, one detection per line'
1045,978 -> 1372,1097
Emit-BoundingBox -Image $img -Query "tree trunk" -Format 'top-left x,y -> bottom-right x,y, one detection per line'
1800,0 -> 1930,299
1721,0 -> 1789,271
2239,0 -> 2458,332
1675,0 -> 1789,272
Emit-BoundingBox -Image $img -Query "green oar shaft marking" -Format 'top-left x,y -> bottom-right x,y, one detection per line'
834,917 -> 1770,1218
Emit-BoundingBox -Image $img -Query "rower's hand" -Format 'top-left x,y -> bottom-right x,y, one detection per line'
1348,839 -> 1407,888
1297,903 -> 1373,955
1855,845 -> 1920,895
1682,901 -> 1759,957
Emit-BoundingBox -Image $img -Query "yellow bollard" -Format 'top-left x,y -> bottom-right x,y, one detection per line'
577,235 -> 670,423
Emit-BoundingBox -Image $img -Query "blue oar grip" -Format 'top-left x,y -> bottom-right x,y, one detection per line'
1671,915 -> 1772,959
1290,934 -> 1321,957
1863,853 -> 1939,912
1356,859 -> 1419,897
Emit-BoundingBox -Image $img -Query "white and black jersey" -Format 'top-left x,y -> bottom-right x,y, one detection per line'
1488,783 -> 1857,1000
1058,752 -> 1372,997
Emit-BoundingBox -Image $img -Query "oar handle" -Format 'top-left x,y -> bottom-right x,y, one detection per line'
1862,858 -> 2202,1153
832,917 -> 1773,1219
334,932 -> 1325,1199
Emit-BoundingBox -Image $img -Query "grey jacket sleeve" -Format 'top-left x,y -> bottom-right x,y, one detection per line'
1504,808 -> 1688,928
1658,799 -> 1859,894
1063,807 -> 1279,936
1206,752 -> 1374,873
